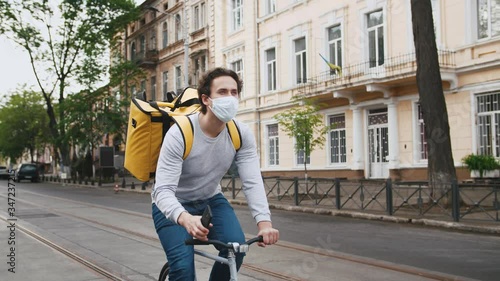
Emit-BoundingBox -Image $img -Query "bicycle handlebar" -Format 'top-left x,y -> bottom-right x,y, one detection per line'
185,236 -> 264,249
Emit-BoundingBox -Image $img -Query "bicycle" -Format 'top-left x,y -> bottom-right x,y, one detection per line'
158,235 -> 264,281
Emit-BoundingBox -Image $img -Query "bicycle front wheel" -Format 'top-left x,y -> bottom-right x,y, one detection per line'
158,262 -> 170,281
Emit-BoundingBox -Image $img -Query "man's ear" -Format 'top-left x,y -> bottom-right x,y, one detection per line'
201,94 -> 210,106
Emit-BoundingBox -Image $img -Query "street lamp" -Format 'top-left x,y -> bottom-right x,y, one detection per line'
148,4 -> 189,88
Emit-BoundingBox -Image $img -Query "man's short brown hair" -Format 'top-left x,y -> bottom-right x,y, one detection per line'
197,67 -> 243,114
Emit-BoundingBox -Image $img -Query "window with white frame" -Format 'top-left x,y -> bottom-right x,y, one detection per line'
201,3 -> 206,28
150,76 -> 156,101
232,0 -> 243,31
193,2 -> 206,30
267,124 -> 279,166
417,104 -> 428,160
367,10 -> 384,68
175,66 -> 182,92
194,5 -> 200,30
477,0 -> 500,39
294,37 -> 307,84
329,114 -> 346,164
476,92 -> 500,156
266,0 -> 276,15
328,24 -> 342,74
175,14 -> 182,41
162,22 -> 168,48
162,71 -> 168,97
295,119 -> 311,165
231,59 -> 244,96
296,147 -> 310,165
265,48 -> 277,91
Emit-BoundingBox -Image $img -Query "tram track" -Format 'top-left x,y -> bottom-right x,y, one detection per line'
0,215 -> 130,281
0,191 -> 307,281
1,189 -> 469,281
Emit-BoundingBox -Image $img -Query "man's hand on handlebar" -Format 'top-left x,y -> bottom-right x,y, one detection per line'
177,211 -> 212,241
256,221 -> 280,247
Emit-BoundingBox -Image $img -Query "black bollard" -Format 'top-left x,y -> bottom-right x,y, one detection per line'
131,182 -> 135,189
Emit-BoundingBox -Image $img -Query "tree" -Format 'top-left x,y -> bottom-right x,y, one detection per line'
411,0 -> 457,197
108,55 -> 147,145
274,96 -> 330,181
0,89 -> 51,163
65,86 -> 127,177
0,0 -> 139,173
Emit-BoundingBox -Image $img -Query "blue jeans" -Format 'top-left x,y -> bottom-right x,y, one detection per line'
152,193 -> 245,281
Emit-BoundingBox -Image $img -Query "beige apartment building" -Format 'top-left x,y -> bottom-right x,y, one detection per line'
125,0 -> 213,99
126,0 -> 500,181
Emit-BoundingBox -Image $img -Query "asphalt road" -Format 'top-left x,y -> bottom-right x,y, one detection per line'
8,181 -> 500,281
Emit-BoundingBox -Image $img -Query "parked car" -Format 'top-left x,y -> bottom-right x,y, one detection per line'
0,166 -> 10,179
14,163 -> 40,182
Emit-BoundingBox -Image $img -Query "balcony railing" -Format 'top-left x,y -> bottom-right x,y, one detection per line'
296,50 -> 456,96
132,49 -> 159,67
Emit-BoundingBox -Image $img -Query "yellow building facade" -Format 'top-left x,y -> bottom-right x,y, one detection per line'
127,0 -> 500,181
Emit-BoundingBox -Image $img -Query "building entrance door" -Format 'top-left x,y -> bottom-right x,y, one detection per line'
368,109 -> 389,179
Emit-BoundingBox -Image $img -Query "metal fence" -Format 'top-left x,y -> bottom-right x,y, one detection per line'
221,176 -> 500,223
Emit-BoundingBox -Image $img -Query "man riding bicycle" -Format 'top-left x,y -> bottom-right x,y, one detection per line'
152,67 -> 280,281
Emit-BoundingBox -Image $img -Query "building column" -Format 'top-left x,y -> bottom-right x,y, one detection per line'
387,101 -> 400,169
351,106 -> 364,170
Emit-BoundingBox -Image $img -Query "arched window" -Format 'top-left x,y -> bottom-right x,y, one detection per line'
175,14 -> 182,41
130,42 -> 136,60
162,22 -> 168,48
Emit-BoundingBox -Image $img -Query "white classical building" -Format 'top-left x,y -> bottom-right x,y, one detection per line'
126,0 -> 500,181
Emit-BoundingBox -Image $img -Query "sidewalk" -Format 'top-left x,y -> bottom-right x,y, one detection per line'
49,177 -> 500,235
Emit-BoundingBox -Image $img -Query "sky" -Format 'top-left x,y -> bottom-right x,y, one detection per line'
0,36 -> 36,95
0,0 -> 143,97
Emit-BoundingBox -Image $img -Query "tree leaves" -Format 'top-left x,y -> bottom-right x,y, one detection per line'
0,89 -> 50,162
274,97 -> 330,164
0,0 -> 139,167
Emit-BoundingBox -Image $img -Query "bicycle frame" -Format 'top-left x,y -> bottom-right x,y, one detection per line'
159,237 -> 262,281
193,247 -> 239,280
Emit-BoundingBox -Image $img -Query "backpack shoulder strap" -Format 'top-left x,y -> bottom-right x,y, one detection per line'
171,115 -> 194,160
226,120 -> 241,151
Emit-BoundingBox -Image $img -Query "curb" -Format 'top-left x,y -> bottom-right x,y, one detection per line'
46,180 -> 152,194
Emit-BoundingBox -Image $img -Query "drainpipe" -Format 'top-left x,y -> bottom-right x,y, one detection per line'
254,0 -> 262,159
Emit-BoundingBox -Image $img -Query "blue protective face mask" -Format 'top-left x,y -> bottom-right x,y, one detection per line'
209,96 -> 239,122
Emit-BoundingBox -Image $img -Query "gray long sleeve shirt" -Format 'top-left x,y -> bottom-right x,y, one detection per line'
152,112 -> 271,224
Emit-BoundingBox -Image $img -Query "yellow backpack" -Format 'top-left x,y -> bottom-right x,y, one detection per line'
124,87 -> 241,182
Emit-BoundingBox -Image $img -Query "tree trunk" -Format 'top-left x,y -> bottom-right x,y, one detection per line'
411,0 -> 457,200
58,80 -> 70,174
